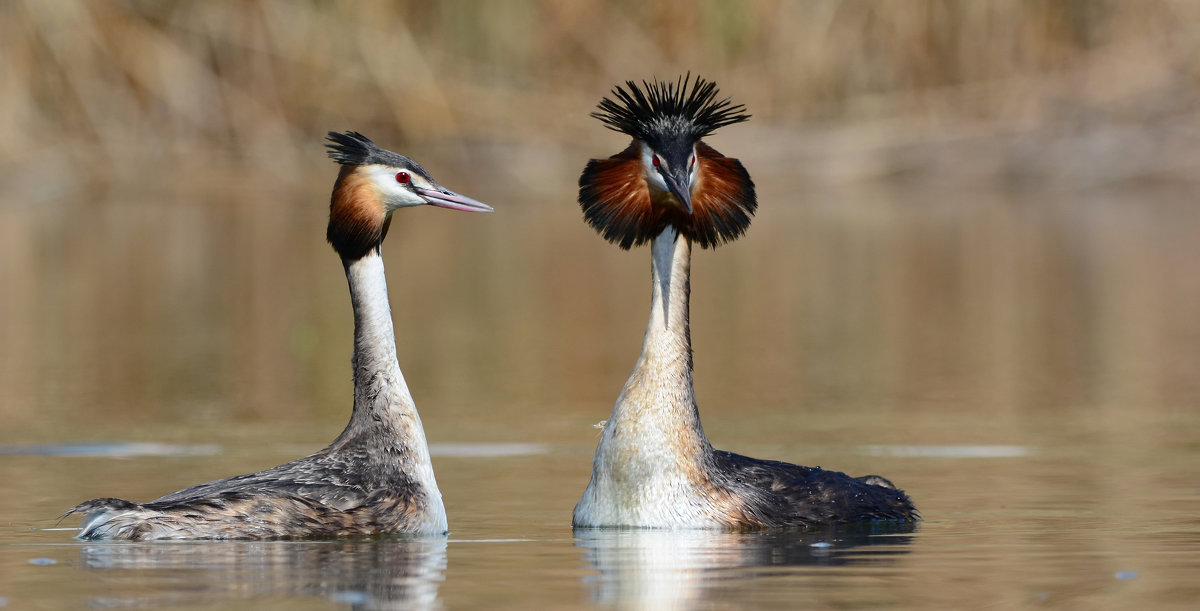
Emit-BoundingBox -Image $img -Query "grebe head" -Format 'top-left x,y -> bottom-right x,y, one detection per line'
325,131 -> 493,259
578,74 -> 757,250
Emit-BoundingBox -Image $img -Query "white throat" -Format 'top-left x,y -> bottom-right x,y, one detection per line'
574,226 -> 718,528
345,253 -> 416,418
338,252 -> 445,532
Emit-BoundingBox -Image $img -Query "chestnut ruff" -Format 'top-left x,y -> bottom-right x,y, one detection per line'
578,76 -> 757,250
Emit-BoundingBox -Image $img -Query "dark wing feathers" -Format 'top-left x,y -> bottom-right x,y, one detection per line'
711,451 -> 918,527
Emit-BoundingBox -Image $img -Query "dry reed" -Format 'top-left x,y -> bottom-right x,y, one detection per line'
1,0 -> 1198,195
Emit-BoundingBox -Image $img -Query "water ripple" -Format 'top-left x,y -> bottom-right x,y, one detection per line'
858,444 -> 1034,458
0,443 -> 221,458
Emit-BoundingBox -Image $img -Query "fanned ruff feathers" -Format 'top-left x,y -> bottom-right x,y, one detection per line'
689,142 -> 756,248
580,76 -> 756,249
578,144 -> 653,249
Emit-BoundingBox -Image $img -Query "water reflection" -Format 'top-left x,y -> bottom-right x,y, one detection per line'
76,537 -> 447,609
0,442 -> 220,457
575,524 -> 915,609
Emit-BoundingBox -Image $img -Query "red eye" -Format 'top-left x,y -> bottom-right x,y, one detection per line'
395,171 -> 410,184
652,155 -> 661,168
689,155 -> 695,168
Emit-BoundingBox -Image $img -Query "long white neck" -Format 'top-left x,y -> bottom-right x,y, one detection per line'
345,253 -> 420,423
335,253 -> 442,515
614,225 -> 708,445
575,226 -> 717,527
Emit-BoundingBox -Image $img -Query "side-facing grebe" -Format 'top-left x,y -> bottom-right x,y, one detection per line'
572,76 -> 917,529
67,132 -> 493,540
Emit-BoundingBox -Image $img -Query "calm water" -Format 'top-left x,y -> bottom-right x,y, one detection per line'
1,156 -> 1199,608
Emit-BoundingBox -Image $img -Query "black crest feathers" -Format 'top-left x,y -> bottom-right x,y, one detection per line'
326,131 -> 382,165
326,131 -> 428,176
591,74 -> 750,143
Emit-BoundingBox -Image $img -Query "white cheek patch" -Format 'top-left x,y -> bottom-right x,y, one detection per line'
366,165 -> 400,187
639,142 -> 670,192
364,165 -> 427,208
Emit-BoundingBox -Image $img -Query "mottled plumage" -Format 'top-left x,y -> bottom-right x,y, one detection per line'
66,132 -> 491,540
574,78 -> 917,530
70,441 -> 428,540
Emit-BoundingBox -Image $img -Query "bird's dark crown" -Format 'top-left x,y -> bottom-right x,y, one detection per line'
591,74 -> 750,146
325,131 -> 435,182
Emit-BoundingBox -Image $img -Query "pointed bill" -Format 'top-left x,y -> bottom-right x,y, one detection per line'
663,170 -> 693,214
414,187 -> 494,213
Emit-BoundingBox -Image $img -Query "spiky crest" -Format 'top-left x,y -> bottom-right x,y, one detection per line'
591,74 -> 750,144
325,131 -> 433,182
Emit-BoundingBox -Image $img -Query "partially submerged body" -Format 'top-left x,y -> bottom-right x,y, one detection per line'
70,390 -> 445,540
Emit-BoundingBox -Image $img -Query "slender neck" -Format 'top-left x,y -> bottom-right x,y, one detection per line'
607,225 -> 711,451
644,226 -> 694,379
337,252 -> 432,459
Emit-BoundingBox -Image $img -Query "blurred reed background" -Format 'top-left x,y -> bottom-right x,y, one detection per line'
6,1 -> 1200,188
2,0 -> 1199,443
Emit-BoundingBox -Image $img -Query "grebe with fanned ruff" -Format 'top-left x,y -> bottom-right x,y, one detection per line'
572,75 -> 918,529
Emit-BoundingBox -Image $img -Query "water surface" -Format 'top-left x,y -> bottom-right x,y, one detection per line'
1,168 -> 1198,608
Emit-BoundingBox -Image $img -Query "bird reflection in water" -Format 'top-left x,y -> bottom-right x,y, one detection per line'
575,523 -> 916,608
76,536 -> 446,609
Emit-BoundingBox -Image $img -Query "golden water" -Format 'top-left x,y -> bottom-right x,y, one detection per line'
1,162 -> 1198,608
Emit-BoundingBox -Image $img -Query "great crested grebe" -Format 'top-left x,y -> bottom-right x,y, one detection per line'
66,132 -> 493,540
572,76 -> 917,529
